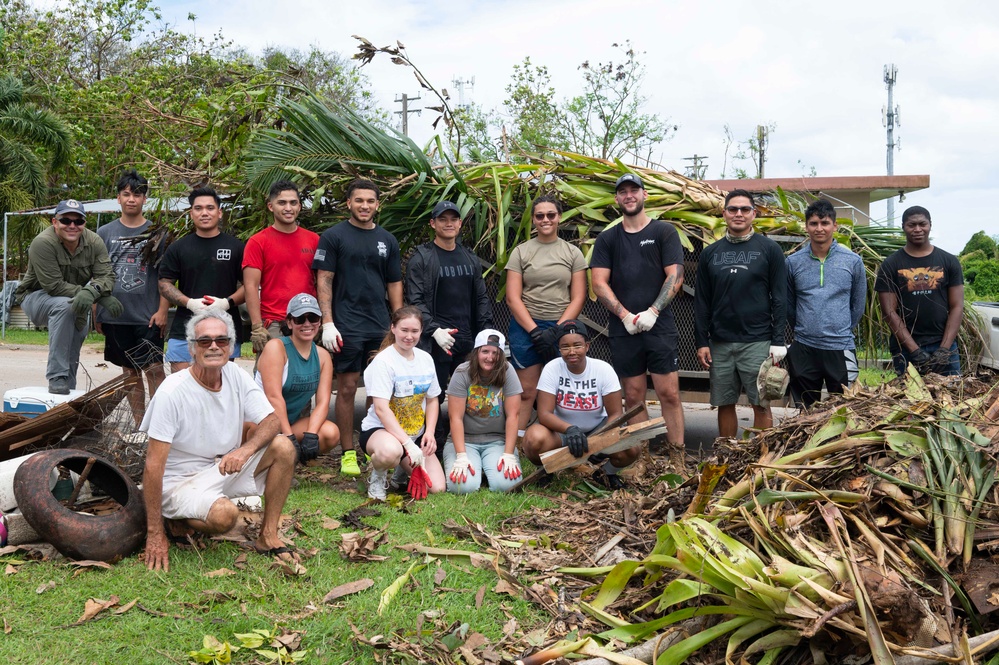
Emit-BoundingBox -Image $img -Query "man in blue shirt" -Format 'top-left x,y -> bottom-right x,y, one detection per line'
785,199 -> 866,407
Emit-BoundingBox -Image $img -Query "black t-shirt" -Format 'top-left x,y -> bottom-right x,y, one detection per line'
589,219 -> 683,337
693,234 -> 788,346
875,247 -> 964,348
312,222 -> 402,339
159,232 -> 245,340
433,244 -> 475,349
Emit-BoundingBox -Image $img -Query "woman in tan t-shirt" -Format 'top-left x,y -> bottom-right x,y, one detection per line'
504,195 -> 588,442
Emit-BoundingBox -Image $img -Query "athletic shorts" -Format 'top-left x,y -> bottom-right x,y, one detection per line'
103,323 -> 164,369
709,340 -> 770,406
165,337 -> 241,363
358,427 -> 383,456
609,331 -> 679,377
509,318 -> 558,370
160,447 -> 268,521
786,342 -> 858,408
335,336 -> 382,374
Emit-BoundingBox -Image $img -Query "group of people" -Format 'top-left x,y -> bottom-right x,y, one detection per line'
11,171 -> 963,571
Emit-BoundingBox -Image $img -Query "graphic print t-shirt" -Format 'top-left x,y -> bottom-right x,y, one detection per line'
446,362 -> 523,442
97,218 -> 160,325
361,346 -> 441,437
536,357 -> 621,432
875,247 -> 964,348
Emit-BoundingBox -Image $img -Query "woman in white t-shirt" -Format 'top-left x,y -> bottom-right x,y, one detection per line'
443,329 -> 524,493
359,306 -> 445,500
523,319 -> 633,490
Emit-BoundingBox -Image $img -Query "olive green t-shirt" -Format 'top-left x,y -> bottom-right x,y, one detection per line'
505,238 -> 587,320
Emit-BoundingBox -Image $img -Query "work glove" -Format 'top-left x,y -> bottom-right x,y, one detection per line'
497,452 -> 522,480
529,326 -> 549,355
203,295 -> 229,311
299,432 -> 320,462
251,323 -> 270,354
769,345 -> 787,364
448,452 -> 475,484
432,327 -> 457,354
540,326 -> 559,351
633,307 -> 659,332
408,464 -> 432,500
561,425 -> 589,458
321,322 -> 342,353
402,438 -> 424,468
96,295 -> 123,319
929,348 -> 954,374
70,284 -> 101,316
74,311 -> 89,332
185,297 -> 211,314
910,349 -> 934,374
621,311 -> 641,336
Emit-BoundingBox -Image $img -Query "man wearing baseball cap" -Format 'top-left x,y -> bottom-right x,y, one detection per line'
405,199 -> 493,450
15,199 -> 118,394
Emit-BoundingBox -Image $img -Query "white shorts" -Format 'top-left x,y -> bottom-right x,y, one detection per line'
161,447 -> 268,521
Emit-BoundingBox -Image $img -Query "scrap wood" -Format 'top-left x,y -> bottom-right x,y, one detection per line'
539,418 -> 667,474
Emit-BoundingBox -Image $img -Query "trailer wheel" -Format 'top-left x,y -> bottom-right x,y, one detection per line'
13,449 -> 146,562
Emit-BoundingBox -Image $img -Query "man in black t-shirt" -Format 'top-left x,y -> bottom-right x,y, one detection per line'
875,206 -> 964,376
313,178 -> 403,477
405,200 -> 493,451
158,187 -> 245,372
591,173 -> 686,465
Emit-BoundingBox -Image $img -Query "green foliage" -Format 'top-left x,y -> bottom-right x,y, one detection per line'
960,230 -> 998,258
451,102 -> 501,162
971,260 -> 999,300
501,57 -> 567,157
189,635 -> 238,664
959,232 -> 999,299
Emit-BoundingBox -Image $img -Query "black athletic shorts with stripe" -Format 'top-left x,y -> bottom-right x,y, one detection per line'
785,341 -> 858,409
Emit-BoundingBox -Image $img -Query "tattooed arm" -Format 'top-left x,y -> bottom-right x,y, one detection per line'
650,265 -> 685,314
317,270 -> 334,323
158,278 -> 189,307
590,267 -> 628,320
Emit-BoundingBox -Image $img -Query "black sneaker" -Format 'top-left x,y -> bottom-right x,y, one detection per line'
593,469 -> 626,490
48,377 -> 70,395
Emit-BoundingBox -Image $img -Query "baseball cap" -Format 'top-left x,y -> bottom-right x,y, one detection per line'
287,293 -> 321,318
614,173 -> 644,191
556,319 -> 590,342
474,328 -> 506,350
54,199 -> 87,220
431,201 -> 461,218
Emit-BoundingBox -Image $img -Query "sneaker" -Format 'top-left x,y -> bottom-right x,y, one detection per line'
48,377 -> 70,395
387,466 -> 409,494
340,450 -> 361,477
367,468 -> 388,501
593,468 -> 627,491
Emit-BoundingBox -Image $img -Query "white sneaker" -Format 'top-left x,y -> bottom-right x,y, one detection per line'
367,468 -> 388,501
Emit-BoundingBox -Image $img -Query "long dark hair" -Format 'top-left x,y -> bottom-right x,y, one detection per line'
466,344 -> 508,388
377,305 -> 423,354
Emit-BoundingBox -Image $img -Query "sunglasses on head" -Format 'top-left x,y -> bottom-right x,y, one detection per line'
57,217 -> 86,227
291,313 -> 320,325
533,212 -> 559,221
193,336 -> 231,348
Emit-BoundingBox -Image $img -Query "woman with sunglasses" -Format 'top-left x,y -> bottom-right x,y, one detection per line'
504,195 -> 588,443
253,293 -> 340,464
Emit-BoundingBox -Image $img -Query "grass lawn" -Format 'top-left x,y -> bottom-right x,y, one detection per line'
0,478 -> 556,664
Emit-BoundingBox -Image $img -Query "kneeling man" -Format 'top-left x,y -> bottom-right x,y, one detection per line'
141,311 -> 296,571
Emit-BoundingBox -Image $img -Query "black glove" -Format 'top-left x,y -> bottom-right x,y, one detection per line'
97,295 -> 124,318
910,349 -> 934,374
299,432 -> 320,462
529,326 -> 557,362
929,347 -> 954,374
285,432 -> 300,459
540,326 -> 560,353
70,284 -> 101,315
561,425 -> 589,458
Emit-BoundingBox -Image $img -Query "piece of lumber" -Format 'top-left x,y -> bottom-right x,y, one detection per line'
539,417 -> 667,473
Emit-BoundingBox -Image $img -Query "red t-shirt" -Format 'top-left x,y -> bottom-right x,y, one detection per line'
242,225 -> 319,321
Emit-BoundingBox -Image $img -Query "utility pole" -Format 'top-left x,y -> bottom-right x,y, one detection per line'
394,93 -> 422,135
883,64 -> 900,226
451,76 -> 474,108
682,154 -> 708,180
756,125 -> 768,178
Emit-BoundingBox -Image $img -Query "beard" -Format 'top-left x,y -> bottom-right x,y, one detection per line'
622,198 -> 646,216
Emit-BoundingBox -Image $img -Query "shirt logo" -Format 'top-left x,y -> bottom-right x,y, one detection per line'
315,249 -> 326,262
640,239 -> 656,247
216,249 -> 231,261
377,241 -> 387,258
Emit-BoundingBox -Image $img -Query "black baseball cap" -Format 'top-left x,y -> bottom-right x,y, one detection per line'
614,173 -> 644,191
556,319 -> 589,342
431,201 -> 461,218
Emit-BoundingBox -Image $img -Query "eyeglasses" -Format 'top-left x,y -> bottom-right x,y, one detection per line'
193,336 -> 231,348
534,212 -> 559,221
291,313 -> 321,325
57,217 -> 86,227
558,342 -> 587,353
725,206 -> 754,214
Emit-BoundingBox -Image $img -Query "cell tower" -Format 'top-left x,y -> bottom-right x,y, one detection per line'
883,64 -> 901,226
451,76 -> 475,108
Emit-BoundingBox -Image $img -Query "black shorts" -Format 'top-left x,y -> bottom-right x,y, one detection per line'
358,427 -> 383,456
103,323 -> 164,370
786,342 -> 858,409
609,331 -> 679,378
335,336 -> 383,374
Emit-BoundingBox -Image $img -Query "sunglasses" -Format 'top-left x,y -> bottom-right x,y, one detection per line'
57,217 -> 86,227
725,206 -> 754,214
193,336 -> 231,348
533,212 -> 559,221
291,313 -> 321,325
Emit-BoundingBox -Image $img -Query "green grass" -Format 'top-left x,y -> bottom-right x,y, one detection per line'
858,366 -> 896,387
0,480 -> 555,664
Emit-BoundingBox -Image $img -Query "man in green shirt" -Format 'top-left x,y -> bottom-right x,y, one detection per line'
14,199 -> 118,394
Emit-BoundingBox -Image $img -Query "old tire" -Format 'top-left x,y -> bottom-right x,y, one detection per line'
13,449 -> 146,562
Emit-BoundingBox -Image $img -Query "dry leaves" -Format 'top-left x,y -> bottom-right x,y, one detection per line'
321,517 -> 341,530
35,581 -> 56,594
323,578 -> 375,603
72,596 -> 121,625
339,530 -> 388,562
205,568 -> 237,578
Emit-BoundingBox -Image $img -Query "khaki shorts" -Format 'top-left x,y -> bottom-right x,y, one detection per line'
709,340 -> 770,407
161,447 -> 269,521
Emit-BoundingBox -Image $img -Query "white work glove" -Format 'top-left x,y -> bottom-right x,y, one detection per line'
432,327 -> 457,353
185,297 -> 210,314
402,438 -> 424,468
621,311 -> 641,335
633,307 -> 659,332
497,452 -> 522,480
769,345 -> 788,363
321,322 -> 342,353
204,295 -> 229,311
448,452 -> 475,484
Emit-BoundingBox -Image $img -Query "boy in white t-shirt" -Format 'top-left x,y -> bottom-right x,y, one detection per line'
522,319 -> 633,489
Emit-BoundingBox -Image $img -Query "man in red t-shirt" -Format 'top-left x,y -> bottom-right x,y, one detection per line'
243,181 -> 319,354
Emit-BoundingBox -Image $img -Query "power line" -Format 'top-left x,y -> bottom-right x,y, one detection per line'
394,93 -> 422,136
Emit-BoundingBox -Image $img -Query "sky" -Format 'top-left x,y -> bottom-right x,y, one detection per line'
147,0 -> 998,254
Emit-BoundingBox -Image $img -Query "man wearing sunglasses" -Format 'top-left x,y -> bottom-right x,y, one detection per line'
405,200 -> 492,455
694,189 -> 787,438
15,199 -> 117,395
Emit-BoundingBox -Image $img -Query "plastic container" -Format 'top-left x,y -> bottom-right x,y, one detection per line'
3,386 -> 85,417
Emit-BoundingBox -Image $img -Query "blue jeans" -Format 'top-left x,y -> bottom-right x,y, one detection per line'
892,341 -> 960,376
442,441 -> 520,493
508,318 -> 558,370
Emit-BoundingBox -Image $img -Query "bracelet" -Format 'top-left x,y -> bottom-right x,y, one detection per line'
226,297 -> 235,310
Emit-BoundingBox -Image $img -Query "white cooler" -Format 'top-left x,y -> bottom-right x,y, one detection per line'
974,302 -> 999,371
3,386 -> 85,417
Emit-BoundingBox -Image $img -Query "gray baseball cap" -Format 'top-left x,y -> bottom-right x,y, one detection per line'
287,293 -> 321,318
54,199 -> 87,220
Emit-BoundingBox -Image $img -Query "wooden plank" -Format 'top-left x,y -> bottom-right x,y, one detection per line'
539,417 -> 667,473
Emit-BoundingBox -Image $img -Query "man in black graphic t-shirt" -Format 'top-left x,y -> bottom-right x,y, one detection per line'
875,206 -> 964,376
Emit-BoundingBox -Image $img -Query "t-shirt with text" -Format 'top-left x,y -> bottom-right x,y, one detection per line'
874,247 -> 964,348
537,357 -> 621,432
433,244 -> 476,349
361,346 -> 441,437
446,361 -> 523,443
242,225 -> 319,322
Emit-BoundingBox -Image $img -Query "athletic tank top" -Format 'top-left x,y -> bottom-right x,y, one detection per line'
279,337 -> 320,420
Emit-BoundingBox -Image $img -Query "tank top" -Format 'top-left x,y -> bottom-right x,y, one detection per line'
276,337 -> 320,420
